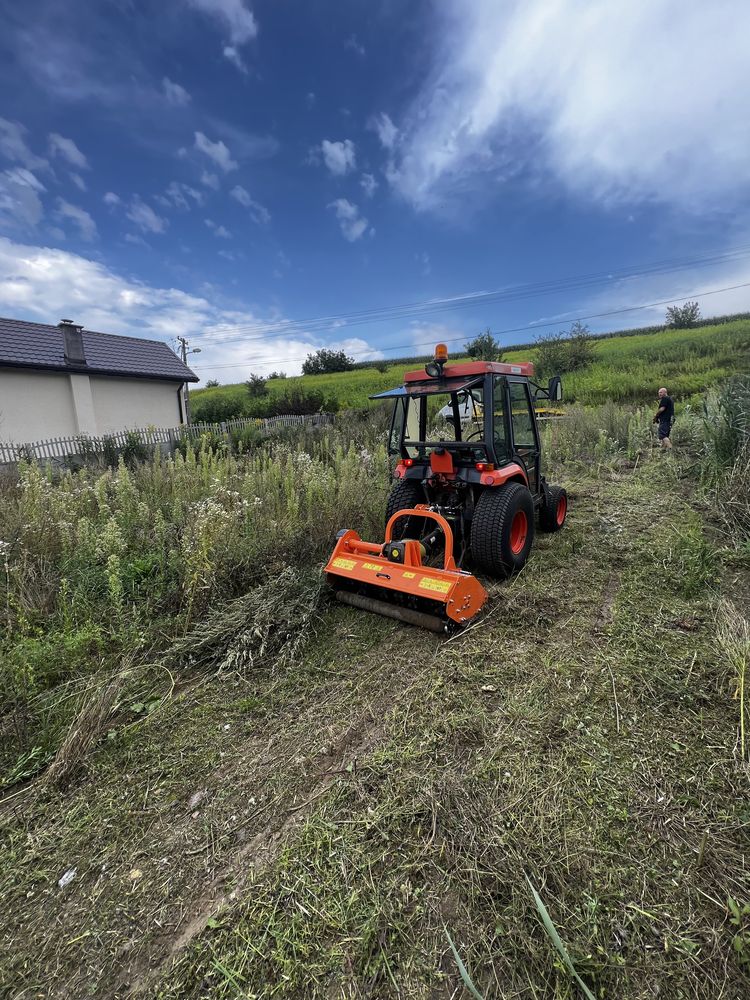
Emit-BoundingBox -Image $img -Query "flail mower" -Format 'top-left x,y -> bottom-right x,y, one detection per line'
325,344 -> 568,632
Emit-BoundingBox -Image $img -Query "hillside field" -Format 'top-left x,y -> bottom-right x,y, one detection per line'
191,317 -> 750,419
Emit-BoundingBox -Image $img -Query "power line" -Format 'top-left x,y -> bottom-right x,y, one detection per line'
193,279 -> 750,372
196,242 -> 750,347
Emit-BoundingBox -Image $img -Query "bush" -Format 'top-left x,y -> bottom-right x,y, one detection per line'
666,301 -> 701,329
465,329 -> 503,361
302,349 -> 354,375
191,393 -> 245,423
245,373 -> 269,398
205,379 -> 220,388
535,322 -> 594,377
269,387 -> 337,415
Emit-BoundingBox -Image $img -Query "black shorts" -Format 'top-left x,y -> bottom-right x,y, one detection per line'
658,422 -> 672,440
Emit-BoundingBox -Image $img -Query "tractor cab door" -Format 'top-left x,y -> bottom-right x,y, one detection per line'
508,379 -> 541,494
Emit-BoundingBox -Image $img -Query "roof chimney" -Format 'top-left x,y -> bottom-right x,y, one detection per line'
59,319 -> 87,366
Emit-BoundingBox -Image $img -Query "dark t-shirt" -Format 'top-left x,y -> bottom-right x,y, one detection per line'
658,395 -> 674,424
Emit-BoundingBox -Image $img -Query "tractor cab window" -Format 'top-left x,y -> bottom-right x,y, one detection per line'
392,378 -> 488,461
389,395 -> 422,457
492,376 -> 508,460
509,380 -> 537,450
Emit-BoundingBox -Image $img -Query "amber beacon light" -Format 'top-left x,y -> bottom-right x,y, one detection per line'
425,343 -> 449,378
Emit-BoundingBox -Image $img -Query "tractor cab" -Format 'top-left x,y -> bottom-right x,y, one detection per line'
372,346 -> 562,499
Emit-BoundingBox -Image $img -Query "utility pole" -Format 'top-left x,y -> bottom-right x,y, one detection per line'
177,336 -> 201,425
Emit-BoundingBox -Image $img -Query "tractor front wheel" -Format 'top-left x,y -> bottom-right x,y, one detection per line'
385,479 -> 427,540
470,482 -> 535,577
539,485 -> 568,533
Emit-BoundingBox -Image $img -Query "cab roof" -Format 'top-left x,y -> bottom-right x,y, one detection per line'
404,360 -> 535,383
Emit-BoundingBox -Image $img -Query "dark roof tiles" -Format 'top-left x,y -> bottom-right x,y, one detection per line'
0,316 -> 198,382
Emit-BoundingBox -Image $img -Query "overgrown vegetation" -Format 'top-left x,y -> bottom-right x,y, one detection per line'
2,378 -> 750,998
535,321 -> 595,377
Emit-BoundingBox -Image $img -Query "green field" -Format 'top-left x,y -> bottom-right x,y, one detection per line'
191,317 -> 750,420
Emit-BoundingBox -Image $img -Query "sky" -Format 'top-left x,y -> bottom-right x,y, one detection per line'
0,0 -> 749,384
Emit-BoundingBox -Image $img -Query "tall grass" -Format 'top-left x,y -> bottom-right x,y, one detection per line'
700,377 -> 750,543
0,420 -> 389,783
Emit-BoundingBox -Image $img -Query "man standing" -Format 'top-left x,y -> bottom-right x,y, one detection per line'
653,387 -> 674,449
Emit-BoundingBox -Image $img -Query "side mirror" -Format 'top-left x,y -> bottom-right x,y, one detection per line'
548,376 -> 563,402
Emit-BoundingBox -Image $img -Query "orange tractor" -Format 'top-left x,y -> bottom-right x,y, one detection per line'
325,344 -> 567,632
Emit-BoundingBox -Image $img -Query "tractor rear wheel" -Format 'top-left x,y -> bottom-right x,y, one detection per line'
470,482 -> 535,577
539,485 -> 568,533
385,479 -> 428,540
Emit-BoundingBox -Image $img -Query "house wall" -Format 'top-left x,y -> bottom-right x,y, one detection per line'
0,367 -> 184,444
89,377 -> 183,434
0,369 -> 79,442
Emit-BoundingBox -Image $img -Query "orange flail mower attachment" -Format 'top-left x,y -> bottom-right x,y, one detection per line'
324,507 -> 488,632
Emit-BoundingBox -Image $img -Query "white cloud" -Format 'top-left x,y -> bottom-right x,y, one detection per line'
360,173 -> 378,198
306,92 -> 316,108
48,132 -> 89,170
56,198 -> 97,241
187,0 -> 257,69
126,196 -> 168,234
417,251 -> 431,276
0,168 -> 46,229
328,198 -> 369,242
0,233 -> 386,382
201,170 -> 220,190
194,131 -> 237,172
407,321 -> 464,354
124,232 -> 148,247
186,0 -> 258,44
223,46 -> 247,73
205,218 -> 232,238
161,181 -> 203,210
0,118 -> 47,170
368,112 -> 398,150
344,34 -> 365,56
320,139 -> 356,176
230,184 -> 270,224
388,0 -> 750,212
103,191 -> 121,207
70,173 -> 87,192
162,77 -> 191,106
570,255 -> 750,334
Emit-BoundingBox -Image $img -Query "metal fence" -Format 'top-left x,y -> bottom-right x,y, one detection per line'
0,413 -> 334,465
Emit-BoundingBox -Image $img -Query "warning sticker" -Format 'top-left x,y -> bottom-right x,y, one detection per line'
332,557 -> 356,570
361,562 -> 381,571
418,577 -> 452,594
403,571 -> 417,579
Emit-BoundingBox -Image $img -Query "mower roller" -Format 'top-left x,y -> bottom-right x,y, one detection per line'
325,343 -> 568,632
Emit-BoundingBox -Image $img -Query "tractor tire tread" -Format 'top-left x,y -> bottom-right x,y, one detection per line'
470,482 -> 535,578
539,484 -> 568,533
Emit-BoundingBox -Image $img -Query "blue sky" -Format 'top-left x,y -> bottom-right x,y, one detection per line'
0,0 -> 749,383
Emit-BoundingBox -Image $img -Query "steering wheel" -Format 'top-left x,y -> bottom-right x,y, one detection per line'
464,430 -> 483,441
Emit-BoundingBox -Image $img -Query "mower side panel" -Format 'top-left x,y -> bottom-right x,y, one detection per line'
324,530 -> 487,626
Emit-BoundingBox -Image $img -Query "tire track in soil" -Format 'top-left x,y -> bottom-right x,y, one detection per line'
116,634 -> 432,999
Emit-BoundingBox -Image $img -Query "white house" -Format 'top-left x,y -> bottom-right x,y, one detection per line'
0,317 -> 198,445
